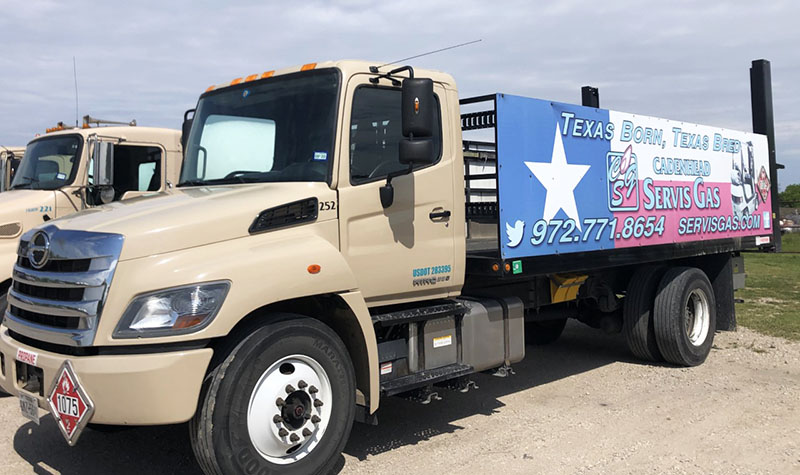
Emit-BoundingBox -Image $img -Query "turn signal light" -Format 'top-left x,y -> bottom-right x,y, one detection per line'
307,264 -> 321,274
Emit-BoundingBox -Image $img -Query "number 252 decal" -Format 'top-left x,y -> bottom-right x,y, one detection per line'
319,201 -> 336,211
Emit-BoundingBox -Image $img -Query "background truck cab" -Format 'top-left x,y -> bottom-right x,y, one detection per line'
0,122 -> 182,316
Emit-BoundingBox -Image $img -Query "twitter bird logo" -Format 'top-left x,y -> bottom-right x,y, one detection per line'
506,220 -> 525,248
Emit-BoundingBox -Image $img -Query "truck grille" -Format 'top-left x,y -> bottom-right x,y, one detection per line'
3,225 -> 124,347
16,256 -> 92,273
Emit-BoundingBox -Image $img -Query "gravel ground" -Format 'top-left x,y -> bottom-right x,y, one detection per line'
0,321 -> 798,474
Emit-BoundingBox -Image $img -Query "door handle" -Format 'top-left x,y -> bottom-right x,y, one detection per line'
429,209 -> 451,220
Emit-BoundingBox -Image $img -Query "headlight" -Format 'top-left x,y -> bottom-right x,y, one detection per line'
113,281 -> 230,338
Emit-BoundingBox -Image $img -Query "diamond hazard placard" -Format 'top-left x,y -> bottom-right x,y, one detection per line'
47,361 -> 94,445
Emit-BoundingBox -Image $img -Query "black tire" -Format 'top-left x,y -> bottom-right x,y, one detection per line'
190,316 -> 355,475
653,267 -> 716,367
525,318 -> 567,345
622,266 -> 667,362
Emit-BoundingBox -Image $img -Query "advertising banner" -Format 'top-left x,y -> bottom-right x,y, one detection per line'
496,94 -> 772,259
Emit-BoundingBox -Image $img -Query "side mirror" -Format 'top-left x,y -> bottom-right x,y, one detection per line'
400,78 -> 436,166
402,78 -> 435,138
92,141 -> 114,187
399,138 -> 435,165
380,77 -> 437,209
0,158 -> 6,192
181,109 -> 195,153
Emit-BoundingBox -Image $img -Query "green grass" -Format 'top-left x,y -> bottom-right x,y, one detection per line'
735,243 -> 800,341
781,232 -> 800,252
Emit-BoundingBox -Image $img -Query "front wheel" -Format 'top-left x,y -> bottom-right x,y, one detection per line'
190,316 -> 356,475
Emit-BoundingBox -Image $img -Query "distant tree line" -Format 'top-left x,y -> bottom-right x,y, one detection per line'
780,184 -> 800,207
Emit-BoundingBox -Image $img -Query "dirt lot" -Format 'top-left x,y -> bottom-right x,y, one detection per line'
0,321 -> 797,474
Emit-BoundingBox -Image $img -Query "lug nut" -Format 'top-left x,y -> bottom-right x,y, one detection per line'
276,397 -> 285,407
313,399 -> 324,408
273,415 -> 283,424
278,428 -> 289,437
290,433 -> 300,443
309,386 -> 318,394
298,380 -> 308,389
311,415 -> 321,424
302,428 -> 312,437
285,384 -> 296,393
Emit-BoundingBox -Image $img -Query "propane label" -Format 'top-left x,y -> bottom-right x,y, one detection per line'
433,335 -> 453,348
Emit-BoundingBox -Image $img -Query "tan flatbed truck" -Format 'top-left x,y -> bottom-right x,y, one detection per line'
0,60 -> 779,474
0,122 -> 182,317
0,147 -> 25,193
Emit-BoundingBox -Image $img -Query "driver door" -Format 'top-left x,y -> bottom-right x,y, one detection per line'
337,75 -> 458,306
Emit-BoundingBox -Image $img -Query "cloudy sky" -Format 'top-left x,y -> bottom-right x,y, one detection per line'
1,0 -> 798,188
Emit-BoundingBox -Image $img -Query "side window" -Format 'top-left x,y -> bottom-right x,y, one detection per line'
349,87 -> 441,184
138,162 -> 157,191
112,145 -> 161,199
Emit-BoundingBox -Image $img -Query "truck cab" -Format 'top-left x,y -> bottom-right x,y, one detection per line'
0,124 -> 182,315
0,147 -> 24,193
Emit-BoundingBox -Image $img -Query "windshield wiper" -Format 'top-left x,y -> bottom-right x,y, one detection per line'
177,179 -> 209,187
10,175 -> 39,190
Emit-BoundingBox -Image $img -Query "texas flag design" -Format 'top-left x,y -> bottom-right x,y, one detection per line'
495,94 -> 772,259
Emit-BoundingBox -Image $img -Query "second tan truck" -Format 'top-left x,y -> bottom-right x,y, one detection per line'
0,123 -> 181,317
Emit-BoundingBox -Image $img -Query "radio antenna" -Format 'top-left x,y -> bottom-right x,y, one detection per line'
73,57 -> 79,127
376,39 -> 482,69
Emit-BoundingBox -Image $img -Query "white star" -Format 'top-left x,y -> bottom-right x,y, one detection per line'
524,124 -> 590,230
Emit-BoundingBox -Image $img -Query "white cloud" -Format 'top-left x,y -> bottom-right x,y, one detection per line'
0,0 -> 798,186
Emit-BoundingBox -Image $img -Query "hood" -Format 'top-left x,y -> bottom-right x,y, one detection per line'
0,189 -> 56,239
51,182 -> 336,261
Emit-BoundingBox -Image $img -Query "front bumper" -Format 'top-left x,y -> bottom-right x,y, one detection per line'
0,325 -> 213,425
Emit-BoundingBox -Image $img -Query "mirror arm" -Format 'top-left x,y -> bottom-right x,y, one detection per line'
380,163 -> 413,209
368,65 -> 415,85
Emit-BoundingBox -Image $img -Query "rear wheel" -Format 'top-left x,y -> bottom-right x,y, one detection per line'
190,316 -> 355,475
623,266 -> 667,361
653,267 -> 716,367
525,318 -> 567,345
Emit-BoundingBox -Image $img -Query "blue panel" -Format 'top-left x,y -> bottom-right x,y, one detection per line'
496,94 -> 615,258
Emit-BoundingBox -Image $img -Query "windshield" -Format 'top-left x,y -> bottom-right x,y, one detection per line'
180,68 -> 340,187
11,135 -> 82,190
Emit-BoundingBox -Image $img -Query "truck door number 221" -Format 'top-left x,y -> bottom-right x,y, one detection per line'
319,201 -> 336,211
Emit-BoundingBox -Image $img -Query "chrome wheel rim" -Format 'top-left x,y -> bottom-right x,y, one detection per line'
685,288 -> 710,346
247,354 -> 333,464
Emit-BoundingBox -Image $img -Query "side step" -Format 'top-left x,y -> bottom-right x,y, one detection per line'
380,363 -> 473,397
371,301 -> 466,326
